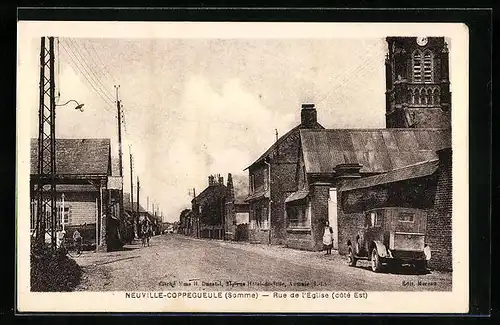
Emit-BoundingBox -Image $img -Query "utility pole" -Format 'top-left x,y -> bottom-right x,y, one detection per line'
35,36 -> 57,249
129,146 -> 136,238
114,85 -> 124,244
136,176 -> 140,226
147,196 -> 149,213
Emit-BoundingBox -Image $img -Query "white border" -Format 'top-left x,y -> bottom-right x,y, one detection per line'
16,21 -> 469,313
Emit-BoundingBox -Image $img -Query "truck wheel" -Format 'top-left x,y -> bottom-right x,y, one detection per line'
414,260 -> 427,273
371,248 -> 382,273
347,246 -> 357,267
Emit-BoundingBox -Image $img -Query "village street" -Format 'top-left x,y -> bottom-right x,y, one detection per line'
74,234 -> 452,292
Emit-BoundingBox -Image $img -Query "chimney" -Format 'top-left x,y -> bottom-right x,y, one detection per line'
226,173 -> 235,201
208,175 -> 214,186
219,175 -> 224,185
301,103 -> 317,128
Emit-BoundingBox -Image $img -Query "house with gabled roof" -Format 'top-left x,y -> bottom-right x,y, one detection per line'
284,128 -> 451,260
30,138 -> 124,251
244,103 -> 324,245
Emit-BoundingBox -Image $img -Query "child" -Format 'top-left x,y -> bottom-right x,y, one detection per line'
323,221 -> 334,255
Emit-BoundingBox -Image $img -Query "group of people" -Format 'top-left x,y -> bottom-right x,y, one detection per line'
56,227 -> 82,251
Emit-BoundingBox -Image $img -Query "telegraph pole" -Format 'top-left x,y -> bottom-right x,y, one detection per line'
115,85 -> 124,244
129,146 -> 136,238
35,36 -> 57,249
115,85 -> 123,176
136,176 -> 140,226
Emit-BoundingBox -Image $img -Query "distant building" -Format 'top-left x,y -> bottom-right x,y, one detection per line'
244,103 -> 324,245
225,173 -> 250,241
191,175 -> 227,239
385,37 -> 451,128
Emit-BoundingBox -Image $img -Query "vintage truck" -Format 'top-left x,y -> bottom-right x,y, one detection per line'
346,207 -> 432,273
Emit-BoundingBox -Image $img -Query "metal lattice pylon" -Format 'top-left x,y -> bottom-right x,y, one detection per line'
34,37 -> 57,249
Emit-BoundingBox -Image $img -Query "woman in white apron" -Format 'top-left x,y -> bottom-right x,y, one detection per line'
323,220 -> 334,255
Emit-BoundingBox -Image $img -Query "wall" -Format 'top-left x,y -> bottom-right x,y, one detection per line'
271,163 -> 298,244
426,150 -> 452,271
58,192 -> 98,226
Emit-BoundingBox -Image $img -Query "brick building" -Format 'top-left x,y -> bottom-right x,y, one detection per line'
284,129 -> 451,257
244,103 -> 324,244
191,175 -> 228,239
385,36 -> 451,129
337,148 -> 452,271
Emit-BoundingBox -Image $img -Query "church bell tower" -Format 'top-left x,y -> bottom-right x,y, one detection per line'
385,37 -> 451,129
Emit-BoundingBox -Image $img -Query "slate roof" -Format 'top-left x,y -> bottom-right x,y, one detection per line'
245,121 -> 324,170
340,159 -> 440,192
300,129 -> 450,174
30,138 -> 111,175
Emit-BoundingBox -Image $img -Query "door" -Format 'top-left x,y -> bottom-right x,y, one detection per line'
328,188 -> 338,249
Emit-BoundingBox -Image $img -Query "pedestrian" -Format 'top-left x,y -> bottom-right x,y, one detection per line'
56,225 -> 66,249
323,220 -> 334,255
73,229 -> 82,253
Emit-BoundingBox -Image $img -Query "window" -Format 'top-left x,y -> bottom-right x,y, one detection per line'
412,50 -> 422,82
398,212 -> 414,223
423,51 -> 433,83
286,203 -> 311,229
57,202 -> 71,226
367,211 -> 382,227
413,50 -> 434,84
263,168 -> 269,190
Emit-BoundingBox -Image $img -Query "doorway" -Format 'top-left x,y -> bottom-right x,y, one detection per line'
328,188 -> 338,249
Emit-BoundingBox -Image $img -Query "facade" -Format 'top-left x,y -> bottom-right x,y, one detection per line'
337,148 -> 452,271
191,175 -> 228,239
225,173 -> 250,241
245,103 -> 324,245
385,37 -> 451,129
284,129 -> 451,254
30,138 -> 123,251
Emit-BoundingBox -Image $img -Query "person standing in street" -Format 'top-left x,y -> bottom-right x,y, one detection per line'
323,220 -> 334,255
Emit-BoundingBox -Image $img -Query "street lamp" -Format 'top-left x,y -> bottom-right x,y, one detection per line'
56,99 -> 85,112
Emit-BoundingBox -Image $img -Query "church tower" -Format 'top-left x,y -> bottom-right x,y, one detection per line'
385,37 -> 451,128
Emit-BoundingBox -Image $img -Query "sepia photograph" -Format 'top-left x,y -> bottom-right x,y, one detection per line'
16,21 -> 469,313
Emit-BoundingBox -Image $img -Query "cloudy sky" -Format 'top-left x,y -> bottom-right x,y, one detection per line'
19,35 -> 388,222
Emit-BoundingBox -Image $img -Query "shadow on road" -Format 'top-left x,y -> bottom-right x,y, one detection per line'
94,256 -> 141,266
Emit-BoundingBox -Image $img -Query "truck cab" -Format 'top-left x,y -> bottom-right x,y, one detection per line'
346,207 -> 431,273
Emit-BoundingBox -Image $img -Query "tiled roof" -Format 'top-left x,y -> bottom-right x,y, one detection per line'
300,128 -> 450,174
340,159 -> 440,192
245,121 -> 324,170
30,138 -> 111,175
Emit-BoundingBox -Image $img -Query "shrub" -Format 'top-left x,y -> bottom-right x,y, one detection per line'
30,245 -> 82,292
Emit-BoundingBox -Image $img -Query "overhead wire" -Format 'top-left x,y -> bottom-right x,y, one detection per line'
63,38 -> 115,104
59,42 -> 115,114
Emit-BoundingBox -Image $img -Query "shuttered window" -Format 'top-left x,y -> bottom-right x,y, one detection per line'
423,51 -> 433,83
412,51 -> 422,82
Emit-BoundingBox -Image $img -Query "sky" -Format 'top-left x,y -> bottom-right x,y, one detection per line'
20,36 -> 388,222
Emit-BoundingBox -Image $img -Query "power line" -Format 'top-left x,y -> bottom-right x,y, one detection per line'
83,39 -> 119,85
63,38 -> 115,104
59,42 -> 115,114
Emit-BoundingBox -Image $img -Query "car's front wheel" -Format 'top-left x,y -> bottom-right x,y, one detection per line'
347,246 -> 357,267
371,248 -> 382,273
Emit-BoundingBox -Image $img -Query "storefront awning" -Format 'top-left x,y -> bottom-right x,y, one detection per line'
285,190 -> 309,203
